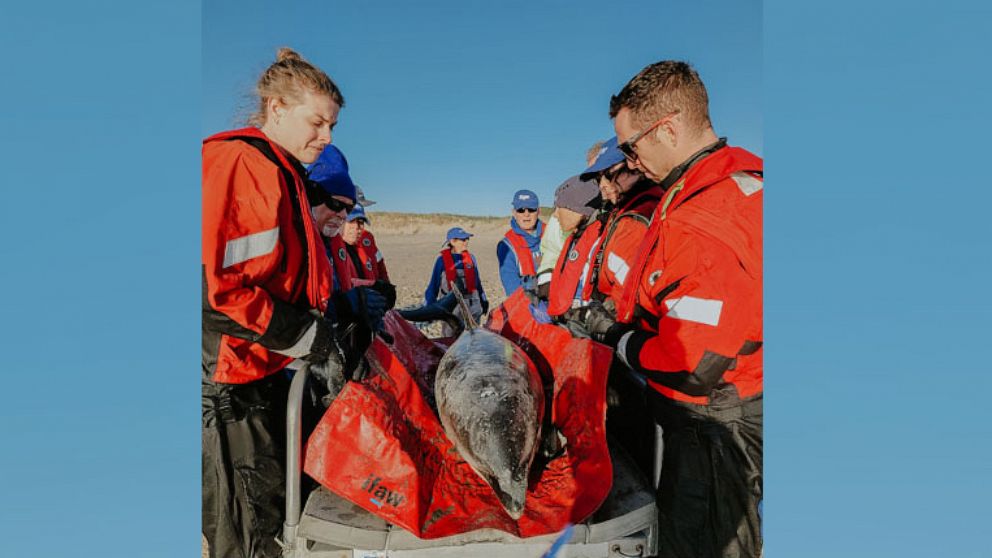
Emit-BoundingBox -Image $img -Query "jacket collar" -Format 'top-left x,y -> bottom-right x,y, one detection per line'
204,126 -> 308,177
658,142 -> 763,218
658,138 -> 728,191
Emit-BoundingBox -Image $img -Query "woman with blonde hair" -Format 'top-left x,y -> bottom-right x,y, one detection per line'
202,47 -> 350,558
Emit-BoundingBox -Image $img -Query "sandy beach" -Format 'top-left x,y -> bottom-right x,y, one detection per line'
369,211 -> 517,312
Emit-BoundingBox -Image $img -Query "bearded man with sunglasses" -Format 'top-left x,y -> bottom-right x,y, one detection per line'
584,61 -> 764,558
308,146 -> 393,382
496,189 -> 545,297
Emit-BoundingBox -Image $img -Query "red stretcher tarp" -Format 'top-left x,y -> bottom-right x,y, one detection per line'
303,290 -> 613,538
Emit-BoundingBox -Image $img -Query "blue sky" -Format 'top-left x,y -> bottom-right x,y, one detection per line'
2,1 -> 991,557
203,0 -> 762,215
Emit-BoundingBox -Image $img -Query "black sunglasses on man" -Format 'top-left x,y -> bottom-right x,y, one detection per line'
617,110 -> 680,163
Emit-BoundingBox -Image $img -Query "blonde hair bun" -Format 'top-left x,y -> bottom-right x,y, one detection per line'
276,47 -> 302,64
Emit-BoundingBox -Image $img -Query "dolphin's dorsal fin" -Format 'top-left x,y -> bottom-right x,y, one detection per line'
451,287 -> 478,330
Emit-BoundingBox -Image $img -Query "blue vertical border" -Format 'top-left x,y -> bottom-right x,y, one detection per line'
766,1 -> 992,556
0,1 -> 201,557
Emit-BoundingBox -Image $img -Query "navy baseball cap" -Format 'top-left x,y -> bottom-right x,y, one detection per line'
512,189 -> 540,210
308,145 -> 357,203
355,185 -> 376,206
581,136 -> 625,177
347,204 -> 369,223
446,227 -> 473,241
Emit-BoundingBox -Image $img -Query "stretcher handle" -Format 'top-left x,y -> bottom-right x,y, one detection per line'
282,362 -> 310,550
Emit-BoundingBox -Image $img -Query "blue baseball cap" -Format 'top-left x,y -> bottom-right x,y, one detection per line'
511,189 -> 540,210
347,204 -> 369,223
581,136 -> 625,177
308,145 -> 357,203
446,227 -> 473,241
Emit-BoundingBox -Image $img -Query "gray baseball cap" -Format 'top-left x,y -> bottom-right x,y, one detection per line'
553,174 -> 600,217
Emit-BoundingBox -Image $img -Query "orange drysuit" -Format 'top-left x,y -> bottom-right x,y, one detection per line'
202,128 -> 333,384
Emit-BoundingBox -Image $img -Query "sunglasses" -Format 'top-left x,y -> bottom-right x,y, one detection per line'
325,197 -> 355,213
617,110 -> 680,163
515,208 -> 538,214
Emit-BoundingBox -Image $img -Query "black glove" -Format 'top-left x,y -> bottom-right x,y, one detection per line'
481,297 -> 490,315
330,287 -> 388,333
359,287 -> 394,342
302,318 -> 348,401
371,280 -> 397,310
339,321 -> 375,380
362,288 -> 389,331
326,288 -> 386,379
537,281 -> 550,302
584,300 -> 633,348
309,351 -> 347,403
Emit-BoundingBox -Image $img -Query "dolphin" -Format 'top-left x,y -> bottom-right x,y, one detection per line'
434,290 -> 545,519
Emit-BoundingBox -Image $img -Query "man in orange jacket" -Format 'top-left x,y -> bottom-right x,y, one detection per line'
307,146 -> 394,368
585,61 -> 763,558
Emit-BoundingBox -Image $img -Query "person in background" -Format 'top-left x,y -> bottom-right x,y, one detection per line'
202,47 -> 348,558
534,141 -> 605,300
497,189 -> 543,297
354,185 -> 390,281
426,227 -> 489,328
543,175 -> 603,319
579,136 -> 663,307
308,147 -> 394,350
568,136 -> 664,499
341,204 -> 389,286
309,145 -> 358,292
585,60 -> 763,558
